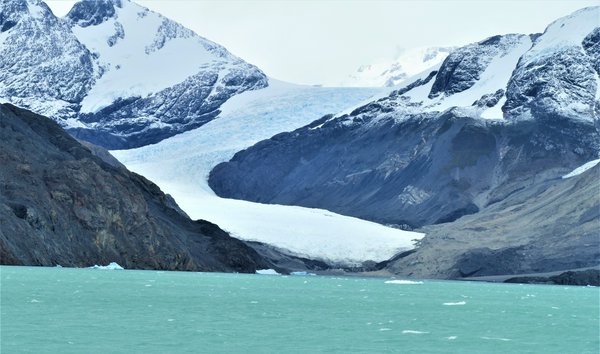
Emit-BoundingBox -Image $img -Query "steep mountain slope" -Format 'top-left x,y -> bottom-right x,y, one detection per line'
0,104 -> 269,272
209,8 -> 599,226
113,82 -> 424,266
208,8 -> 599,275
386,164 -> 600,278
0,0 -> 267,149
341,46 -> 455,87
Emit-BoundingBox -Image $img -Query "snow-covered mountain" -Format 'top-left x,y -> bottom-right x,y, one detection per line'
341,47 -> 454,87
208,7 -> 600,276
0,0 -> 267,148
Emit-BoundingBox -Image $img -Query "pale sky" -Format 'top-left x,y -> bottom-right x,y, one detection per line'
46,0 -> 598,86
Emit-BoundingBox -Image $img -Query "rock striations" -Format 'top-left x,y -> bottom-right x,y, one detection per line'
0,104 -> 269,272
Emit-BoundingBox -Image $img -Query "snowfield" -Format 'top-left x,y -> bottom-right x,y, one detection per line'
113,80 -> 424,265
341,46 -> 455,87
562,159 -> 600,179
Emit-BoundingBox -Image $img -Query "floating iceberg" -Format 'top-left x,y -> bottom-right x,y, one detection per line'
443,301 -> 466,306
89,262 -> 124,270
384,280 -> 423,285
256,269 -> 280,275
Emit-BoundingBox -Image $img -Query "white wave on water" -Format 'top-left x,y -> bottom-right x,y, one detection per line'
446,336 -> 458,340
443,301 -> 466,306
481,336 -> 512,341
256,269 -> 280,275
89,262 -> 124,270
402,330 -> 429,334
379,328 -> 392,331
385,280 -> 423,285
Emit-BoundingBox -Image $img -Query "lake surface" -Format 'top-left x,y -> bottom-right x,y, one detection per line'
1,266 -> 598,353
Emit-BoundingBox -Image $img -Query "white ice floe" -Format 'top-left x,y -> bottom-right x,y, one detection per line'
481,336 -> 512,341
256,269 -> 280,275
402,330 -> 429,334
384,280 -> 424,285
89,262 -> 124,270
443,301 -> 466,306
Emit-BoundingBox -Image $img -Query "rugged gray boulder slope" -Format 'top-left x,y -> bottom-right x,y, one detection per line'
0,0 -> 267,149
0,104 -> 270,272
386,164 -> 600,278
209,7 -> 600,277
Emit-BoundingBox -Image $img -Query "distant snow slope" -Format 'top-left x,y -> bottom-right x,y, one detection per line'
341,47 -> 454,87
562,159 -> 600,179
113,81 -> 424,265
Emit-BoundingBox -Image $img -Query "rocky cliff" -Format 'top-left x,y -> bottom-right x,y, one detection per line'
0,104 -> 269,272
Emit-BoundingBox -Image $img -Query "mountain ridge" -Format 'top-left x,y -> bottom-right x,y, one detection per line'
0,0 -> 267,149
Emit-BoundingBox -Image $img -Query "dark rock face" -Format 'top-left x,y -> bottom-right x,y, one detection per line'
582,28 -> 600,73
209,107 -> 598,228
66,0 -> 121,27
503,47 -> 598,122
472,89 -> 505,108
503,8 -> 599,122
505,270 -> 600,286
72,68 -> 267,149
386,165 -> 600,278
429,34 -> 526,98
0,104 -> 269,272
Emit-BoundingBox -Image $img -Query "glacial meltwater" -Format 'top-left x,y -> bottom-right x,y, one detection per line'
1,266 -> 598,353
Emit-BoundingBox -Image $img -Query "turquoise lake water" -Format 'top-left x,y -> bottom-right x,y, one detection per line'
1,266 -> 598,353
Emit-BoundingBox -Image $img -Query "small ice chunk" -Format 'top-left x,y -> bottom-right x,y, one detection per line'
89,262 -> 124,270
256,269 -> 280,275
481,336 -> 511,341
385,280 -> 423,285
443,301 -> 466,306
402,330 -> 429,334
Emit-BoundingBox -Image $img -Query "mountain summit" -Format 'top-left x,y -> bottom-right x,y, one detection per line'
341,46 -> 455,87
0,0 -> 267,149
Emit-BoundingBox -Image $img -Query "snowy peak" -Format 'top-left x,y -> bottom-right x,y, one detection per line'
0,0 -> 268,149
503,6 -> 600,123
0,0 -> 95,117
66,0 -> 121,27
429,34 -> 527,98
337,5 -> 598,125
525,6 -> 599,61
342,46 -> 454,87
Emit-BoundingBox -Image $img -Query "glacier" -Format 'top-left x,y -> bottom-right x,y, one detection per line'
113,80 -> 425,266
